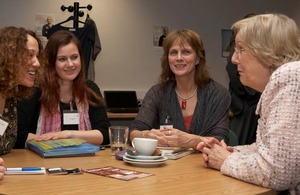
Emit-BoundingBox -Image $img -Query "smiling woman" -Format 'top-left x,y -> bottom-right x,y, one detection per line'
0,26 -> 42,181
16,30 -> 110,149
129,29 -> 231,149
0,26 -> 42,155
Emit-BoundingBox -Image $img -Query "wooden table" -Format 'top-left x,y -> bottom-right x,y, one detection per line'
107,112 -> 137,119
1,149 -> 275,195
106,112 -> 137,127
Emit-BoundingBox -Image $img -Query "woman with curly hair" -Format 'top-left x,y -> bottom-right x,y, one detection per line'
0,26 -> 41,155
0,26 -> 41,181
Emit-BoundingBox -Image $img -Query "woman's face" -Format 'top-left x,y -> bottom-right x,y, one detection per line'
55,42 -> 81,84
168,41 -> 199,79
231,33 -> 271,92
19,34 -> 41,87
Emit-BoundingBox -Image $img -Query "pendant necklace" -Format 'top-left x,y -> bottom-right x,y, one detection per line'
175,87 -> 197,110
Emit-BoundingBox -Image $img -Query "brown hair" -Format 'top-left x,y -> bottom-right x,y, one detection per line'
159,29 -> 212,88
40,30 -> 104,115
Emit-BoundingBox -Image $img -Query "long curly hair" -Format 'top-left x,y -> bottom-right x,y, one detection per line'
0,26 -> 42,98
159,29 -> 212,88
39,30 -> 104,115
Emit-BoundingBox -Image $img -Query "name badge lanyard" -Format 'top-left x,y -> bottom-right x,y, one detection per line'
63,101 -> 79,125
160,115 -> 173,130
0,114 -> 9,136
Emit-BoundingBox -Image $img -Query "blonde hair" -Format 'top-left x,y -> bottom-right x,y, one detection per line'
232,13 -> 300,70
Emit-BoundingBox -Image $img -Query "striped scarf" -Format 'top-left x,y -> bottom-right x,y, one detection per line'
36,100 -> 91,135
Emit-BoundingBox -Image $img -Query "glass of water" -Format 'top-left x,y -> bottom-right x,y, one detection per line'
109,126 -> 129,156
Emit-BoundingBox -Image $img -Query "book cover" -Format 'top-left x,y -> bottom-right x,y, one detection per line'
26,138 -> 100,158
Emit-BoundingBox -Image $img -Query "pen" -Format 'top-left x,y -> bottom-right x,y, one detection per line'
6,167 -> 42,171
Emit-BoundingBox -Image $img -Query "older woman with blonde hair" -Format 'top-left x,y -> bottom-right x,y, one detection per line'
197,13 -> 300,194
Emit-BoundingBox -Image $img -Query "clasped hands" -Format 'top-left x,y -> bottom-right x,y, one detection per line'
196,137 -> 233,170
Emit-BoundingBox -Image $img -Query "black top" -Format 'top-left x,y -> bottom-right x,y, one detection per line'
15,80 -> 110,148
226,36 -> 261,145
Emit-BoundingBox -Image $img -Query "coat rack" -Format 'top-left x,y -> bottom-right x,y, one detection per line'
60,2 -> 92,29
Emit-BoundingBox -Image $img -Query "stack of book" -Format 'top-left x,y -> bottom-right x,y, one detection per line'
26,138 -> 100,158
159,147 -> 195,160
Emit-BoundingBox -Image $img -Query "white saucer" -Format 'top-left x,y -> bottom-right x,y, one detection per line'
157,147 -> 181,150
125,152 -> 162,160
123,155 -> 167,163
123,156 -> 167,168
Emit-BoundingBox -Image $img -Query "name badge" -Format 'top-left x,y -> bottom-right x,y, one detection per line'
63,110 -> 79,125
160,125 -> 173,130
0,117 -> 9,136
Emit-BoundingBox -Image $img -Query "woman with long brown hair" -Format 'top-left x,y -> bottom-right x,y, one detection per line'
16,30 -> 110,147
129,29 -> 230,149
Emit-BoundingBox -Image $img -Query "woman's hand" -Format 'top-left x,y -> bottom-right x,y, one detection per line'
160,128 -> 200,148
34,130 -> 103,145
35,131 -> 71,141
0,158 -> 5,181
197,139 -> 231,170
143,129 -> 168,147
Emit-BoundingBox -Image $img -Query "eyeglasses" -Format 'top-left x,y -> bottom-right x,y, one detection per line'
234,47 -> 246,59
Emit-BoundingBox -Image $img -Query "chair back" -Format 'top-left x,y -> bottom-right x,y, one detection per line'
228,130 -> 238,146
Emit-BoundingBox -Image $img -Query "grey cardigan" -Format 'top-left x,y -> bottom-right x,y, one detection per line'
130,80 -> 231,143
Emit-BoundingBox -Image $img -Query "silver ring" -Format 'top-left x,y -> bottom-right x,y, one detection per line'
168,130 -> 171,135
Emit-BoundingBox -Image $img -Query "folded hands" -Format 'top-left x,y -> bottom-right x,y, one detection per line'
196,138 -> 233,170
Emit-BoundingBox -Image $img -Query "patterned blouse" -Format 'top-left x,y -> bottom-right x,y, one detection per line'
0,97 -> 17,155
221,61 -> 300,194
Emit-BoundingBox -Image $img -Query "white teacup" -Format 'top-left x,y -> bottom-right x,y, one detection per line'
132,138 -> 158,156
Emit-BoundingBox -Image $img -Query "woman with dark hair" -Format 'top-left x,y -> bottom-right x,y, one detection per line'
16,30 -> 110,148
129,29 -> 230,149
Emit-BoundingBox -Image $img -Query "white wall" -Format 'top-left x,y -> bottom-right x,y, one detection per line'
1,0 -> 299,98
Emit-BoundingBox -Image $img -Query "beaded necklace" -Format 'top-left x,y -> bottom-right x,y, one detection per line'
175,87 -> 197,109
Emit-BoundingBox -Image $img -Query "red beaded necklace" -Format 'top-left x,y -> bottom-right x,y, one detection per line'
175,87 -> 197,109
